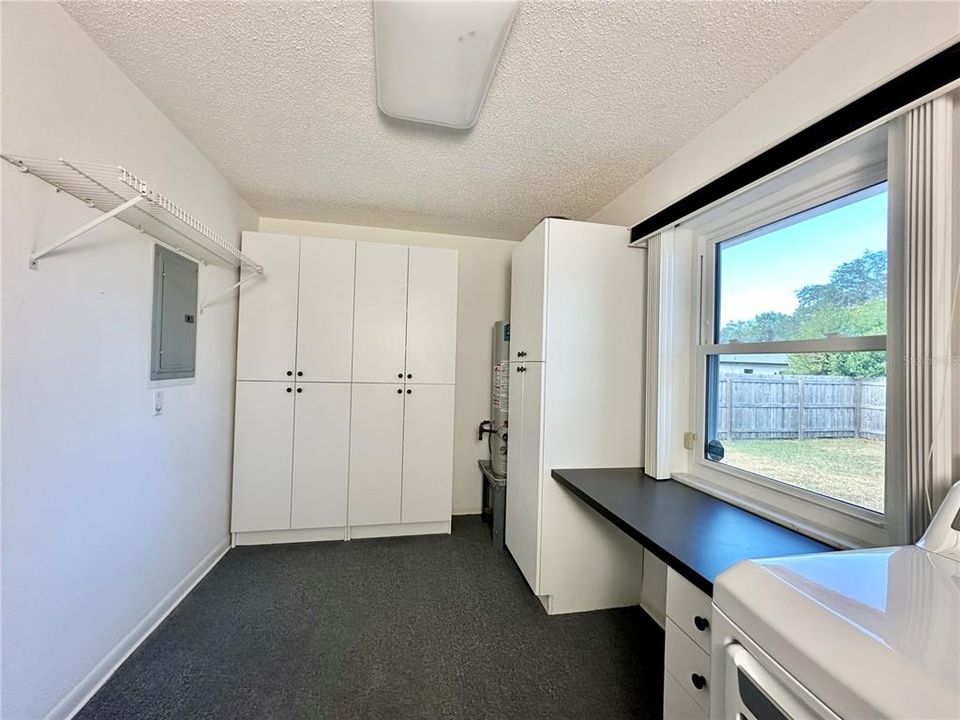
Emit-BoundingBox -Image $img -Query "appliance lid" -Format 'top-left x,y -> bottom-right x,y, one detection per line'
714,546 -> 960,720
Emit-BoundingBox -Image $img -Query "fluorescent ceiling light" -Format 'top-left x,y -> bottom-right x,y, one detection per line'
373,0 -> 520,130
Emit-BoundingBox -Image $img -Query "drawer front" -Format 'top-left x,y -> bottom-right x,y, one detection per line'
666,568 -> 713,653
665,619 -> 711,713
663,670 -> 707,720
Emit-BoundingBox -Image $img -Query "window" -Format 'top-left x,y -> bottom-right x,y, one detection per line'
701,184 -> 888,515
151,244 -> 198,381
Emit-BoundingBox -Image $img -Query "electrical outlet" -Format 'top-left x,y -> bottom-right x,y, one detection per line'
683,431 -> 697,450
153,390 -> 164,416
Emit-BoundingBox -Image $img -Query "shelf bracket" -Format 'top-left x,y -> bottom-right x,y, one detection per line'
199,268 -> 263,313
29,194 -> 144,270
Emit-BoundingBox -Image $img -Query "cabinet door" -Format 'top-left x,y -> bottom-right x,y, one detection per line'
405,247 -> 458,384
291,383 -> 351,529
509,222 -> 547,362
232,381 -> 295,532
505,362 -> 543,592
296,237 -> 356,382
348,383 -> 405,526
521,224 -> 547,362
509,241 -> 527,361
401,384 -> 455,523
237,233 -> 300,381
352,242 -> 409,383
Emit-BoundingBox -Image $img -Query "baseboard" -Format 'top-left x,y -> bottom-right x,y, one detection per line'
48,538 -> 230,720
452,507 -> 481,516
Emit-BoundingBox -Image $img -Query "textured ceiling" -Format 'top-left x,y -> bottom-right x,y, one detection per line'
62,1 -> 864,240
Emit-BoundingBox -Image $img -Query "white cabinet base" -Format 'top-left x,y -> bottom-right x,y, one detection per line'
348,520 -> 450,540
233,521 -> 450,546
234,527 -> 348,546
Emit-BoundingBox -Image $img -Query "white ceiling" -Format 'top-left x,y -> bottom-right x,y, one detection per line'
62,1 -> 864,240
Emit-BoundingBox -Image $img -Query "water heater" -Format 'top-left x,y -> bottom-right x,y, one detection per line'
490,321 -> 510,476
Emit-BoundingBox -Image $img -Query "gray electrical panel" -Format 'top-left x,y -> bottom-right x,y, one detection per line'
151,244 -> 198,381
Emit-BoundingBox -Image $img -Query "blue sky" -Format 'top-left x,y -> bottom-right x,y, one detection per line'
719,185 -> 888,325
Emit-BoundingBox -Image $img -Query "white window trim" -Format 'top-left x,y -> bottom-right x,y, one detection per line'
674,126 -> 899,548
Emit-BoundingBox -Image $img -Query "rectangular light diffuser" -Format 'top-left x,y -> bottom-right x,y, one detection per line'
373,0 -> 519,130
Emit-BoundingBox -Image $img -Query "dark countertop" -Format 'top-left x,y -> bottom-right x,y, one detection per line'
552,467 -> 834,596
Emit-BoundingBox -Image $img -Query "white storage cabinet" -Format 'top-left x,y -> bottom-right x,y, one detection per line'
232,233 -> 458,545
505,218 -> 646,614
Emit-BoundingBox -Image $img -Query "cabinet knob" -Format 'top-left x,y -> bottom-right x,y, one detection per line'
398,373 -> 403,378
517,351 -> 526,358
296,387 -> 303,393
297,371 -> 303,377
286,387 -> 292,393
286,370 -> 293,376
407,373 -> 412,379
406,389 -> 412,394
694,615 -> 710,632
397,388 -> 403,394
690,674 -> 707,691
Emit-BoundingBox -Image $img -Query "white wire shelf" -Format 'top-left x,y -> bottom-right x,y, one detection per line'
2,153 -> 262,274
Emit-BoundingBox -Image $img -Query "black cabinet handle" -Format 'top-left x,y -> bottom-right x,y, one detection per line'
397,388 -> 402,394
691,674 -> 706,691
694,616 -> 710,632
296,387 -> 302,393
407,373 -> 412,379
406,389 -> 412,394
517,351 -> 526,358
398,373 -> 403,378
286,387 -> 292,393
297,371 -> 303,377
286,370 -> 293,376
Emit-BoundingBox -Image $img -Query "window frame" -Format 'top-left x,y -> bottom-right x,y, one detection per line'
680,129 -> 899,548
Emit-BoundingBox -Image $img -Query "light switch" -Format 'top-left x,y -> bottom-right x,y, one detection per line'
153,390 -> 164,416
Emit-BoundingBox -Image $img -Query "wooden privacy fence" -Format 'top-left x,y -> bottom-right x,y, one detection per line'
716,375 -> 886,441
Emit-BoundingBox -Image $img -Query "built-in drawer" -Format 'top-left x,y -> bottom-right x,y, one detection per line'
666,568 -> 712,654
665,618 -> 711,713
663,669 -> 707,720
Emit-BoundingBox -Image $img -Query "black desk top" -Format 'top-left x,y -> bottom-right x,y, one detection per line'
552,468 -> 833,596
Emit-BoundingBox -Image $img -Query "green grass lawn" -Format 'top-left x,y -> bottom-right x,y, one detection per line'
720,438 -> 884,512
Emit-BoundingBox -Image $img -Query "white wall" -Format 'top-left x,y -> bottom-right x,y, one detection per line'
1,3 -> 257,719
258,217 -> 515,514
592,1 -> 960,228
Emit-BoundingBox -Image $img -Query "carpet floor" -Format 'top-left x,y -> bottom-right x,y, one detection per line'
76,516 -> 663,719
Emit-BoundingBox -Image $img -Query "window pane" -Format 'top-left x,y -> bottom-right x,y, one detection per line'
717,184 -> 888,344
704,352 -> 885,512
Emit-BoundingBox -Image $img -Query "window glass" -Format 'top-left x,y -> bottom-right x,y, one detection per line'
717,184 -> 888,344
705,184 -> 888,514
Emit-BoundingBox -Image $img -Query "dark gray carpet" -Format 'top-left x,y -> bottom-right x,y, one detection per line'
77,516 -> 663,719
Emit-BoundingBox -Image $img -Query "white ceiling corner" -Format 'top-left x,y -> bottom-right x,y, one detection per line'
61,0 -> 865,240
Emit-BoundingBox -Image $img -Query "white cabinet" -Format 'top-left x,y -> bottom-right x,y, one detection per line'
664,569 -> 713,718
505,219 -> 645,614
350,382 -> 457,527
232,381 -> 295,532
232,380 -> 351,533
233,233 -> 458,544
353,242 -> 459,384
505,361 -> 543,586
353,242 -> 409,383
401,383 -> 456,523
236,233 -> 300,381
348,383 -> 405,526
296,238 -> 356,382
509,222 -> 546,362
406,247 -> 459,384
291,383 -> 351,529
237,233 -> 355,382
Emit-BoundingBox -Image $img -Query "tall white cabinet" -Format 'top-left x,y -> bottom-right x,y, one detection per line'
506,219 -> 646,615
232,233 -> 458,545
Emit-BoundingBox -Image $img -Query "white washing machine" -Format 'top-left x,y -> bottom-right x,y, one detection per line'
711,483 -> 960,720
